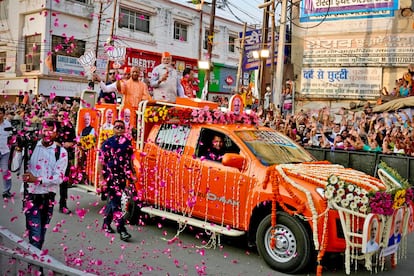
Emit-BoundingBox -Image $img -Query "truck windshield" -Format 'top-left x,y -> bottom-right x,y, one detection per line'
235,130 -> 315,165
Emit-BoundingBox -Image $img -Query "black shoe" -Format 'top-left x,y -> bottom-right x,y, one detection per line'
2,191 -> 11,199
102,224 -> 115,233
120,231 -> 131,241
59,207 -> 72,214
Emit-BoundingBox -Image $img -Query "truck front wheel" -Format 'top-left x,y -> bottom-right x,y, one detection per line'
256,212 -> 312,274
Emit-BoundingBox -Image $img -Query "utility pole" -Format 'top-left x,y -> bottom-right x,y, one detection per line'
259,0 -> 270,103
273,0 -> 287,110
270,1 -> 275,103
203,0 -> 216,100
236,23 -> 247,92
198,0 -> 205,60
105,0 -> 118,82
90,1 -> 104,89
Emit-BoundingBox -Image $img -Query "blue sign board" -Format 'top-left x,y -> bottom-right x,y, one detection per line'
239,29 -> 288,72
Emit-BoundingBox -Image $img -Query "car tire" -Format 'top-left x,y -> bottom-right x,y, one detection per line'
256,212 -> 312,274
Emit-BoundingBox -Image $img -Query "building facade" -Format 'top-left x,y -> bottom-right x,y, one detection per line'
0,0 -> 246,102
291,0 -> 414,112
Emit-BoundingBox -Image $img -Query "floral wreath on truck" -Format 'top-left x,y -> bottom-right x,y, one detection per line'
267,162 -> 413,276
325,162 -> 414,274
144,105 -> 260,126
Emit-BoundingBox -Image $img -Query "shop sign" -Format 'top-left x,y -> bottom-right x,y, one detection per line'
300,67 -> 382,99
300,0 -> 397,22
56,55 -> 84,75
303,33 -> 414,66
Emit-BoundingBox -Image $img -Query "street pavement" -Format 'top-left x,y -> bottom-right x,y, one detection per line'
1,173 -> 414,275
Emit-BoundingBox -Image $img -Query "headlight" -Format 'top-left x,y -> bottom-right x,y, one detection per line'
316,187 -> 325,199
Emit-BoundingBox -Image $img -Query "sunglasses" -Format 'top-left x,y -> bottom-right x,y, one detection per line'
108,72 -> 116,75
114,125 -> 125,130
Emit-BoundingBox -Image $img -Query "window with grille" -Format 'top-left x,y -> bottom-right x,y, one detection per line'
228,36 -> 236,53
119,8 -> 150,33
203,30 -> 209,50
174,22 -> 188,42
155,124 -> 191,154
0,52 -> 6,72
25,35 -> 41,71
52,35 -> 86,58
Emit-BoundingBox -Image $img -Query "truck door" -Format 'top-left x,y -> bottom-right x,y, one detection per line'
182,128 -> 249,228
141,123 -> 191,208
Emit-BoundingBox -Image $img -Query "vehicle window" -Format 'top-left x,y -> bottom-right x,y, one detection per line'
196,128 -> 240,162
235,130 -> 315,165
155,124 -> 190,154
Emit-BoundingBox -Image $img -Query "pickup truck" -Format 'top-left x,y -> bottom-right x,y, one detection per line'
77,98 -> 413,275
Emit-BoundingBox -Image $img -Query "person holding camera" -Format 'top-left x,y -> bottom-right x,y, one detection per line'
0,107 -> 13,199
23,120 -> 68,250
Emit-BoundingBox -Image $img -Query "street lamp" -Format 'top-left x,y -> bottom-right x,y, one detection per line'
252,49 -> 270,59
198,60 -> 210,70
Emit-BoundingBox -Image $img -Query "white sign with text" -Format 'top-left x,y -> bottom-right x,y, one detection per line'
300,67 -> 382,99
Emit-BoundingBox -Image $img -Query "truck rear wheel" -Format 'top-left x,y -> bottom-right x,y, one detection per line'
256,212 -> 312,274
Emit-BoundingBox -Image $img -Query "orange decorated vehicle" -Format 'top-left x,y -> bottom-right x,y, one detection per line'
78,97 -> 414,275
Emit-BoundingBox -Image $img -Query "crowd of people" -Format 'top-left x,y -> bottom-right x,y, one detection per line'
260,102 -> 414,156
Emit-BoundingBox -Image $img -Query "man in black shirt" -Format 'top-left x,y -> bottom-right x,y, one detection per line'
56,110 -> 76,214
99,120 -> 135,241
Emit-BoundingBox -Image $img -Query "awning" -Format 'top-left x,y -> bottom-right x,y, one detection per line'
373,96 -> 414,113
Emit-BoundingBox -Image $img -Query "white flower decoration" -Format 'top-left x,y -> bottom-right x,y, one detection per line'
349,201 -> 358,210
325,190 -> 333,200
341,199 -> 350,207
361,196 -> 369,204
335,196 -> 342,203
347,184 -> 355,192
359,205 -> 368,213
346,193 -> 354,201
337,188 -> 345,197
329,175 -> 339,185
338,180 -> 345,188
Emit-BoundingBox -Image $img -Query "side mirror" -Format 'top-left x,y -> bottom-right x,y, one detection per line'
222,153 -> 246,171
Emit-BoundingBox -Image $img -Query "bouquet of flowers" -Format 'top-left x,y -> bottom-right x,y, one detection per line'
144,106 -> 169,123
143,105 -> 260,126
368,161 -> 414,215
325,174 -> 369,214
79,134 -> 96,151
190,107 -> 260,126
99,129 -> 114,143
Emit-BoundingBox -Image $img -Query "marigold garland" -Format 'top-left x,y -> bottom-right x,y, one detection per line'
99,129 -> 114,143
144,105 -> 169,123
143,105 -> 260,126
79,134 -> 95,151
316,210 -> 329,276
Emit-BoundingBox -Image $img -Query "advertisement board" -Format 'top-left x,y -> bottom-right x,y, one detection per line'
300,0 -> 397,22
300,67 -> 382,99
